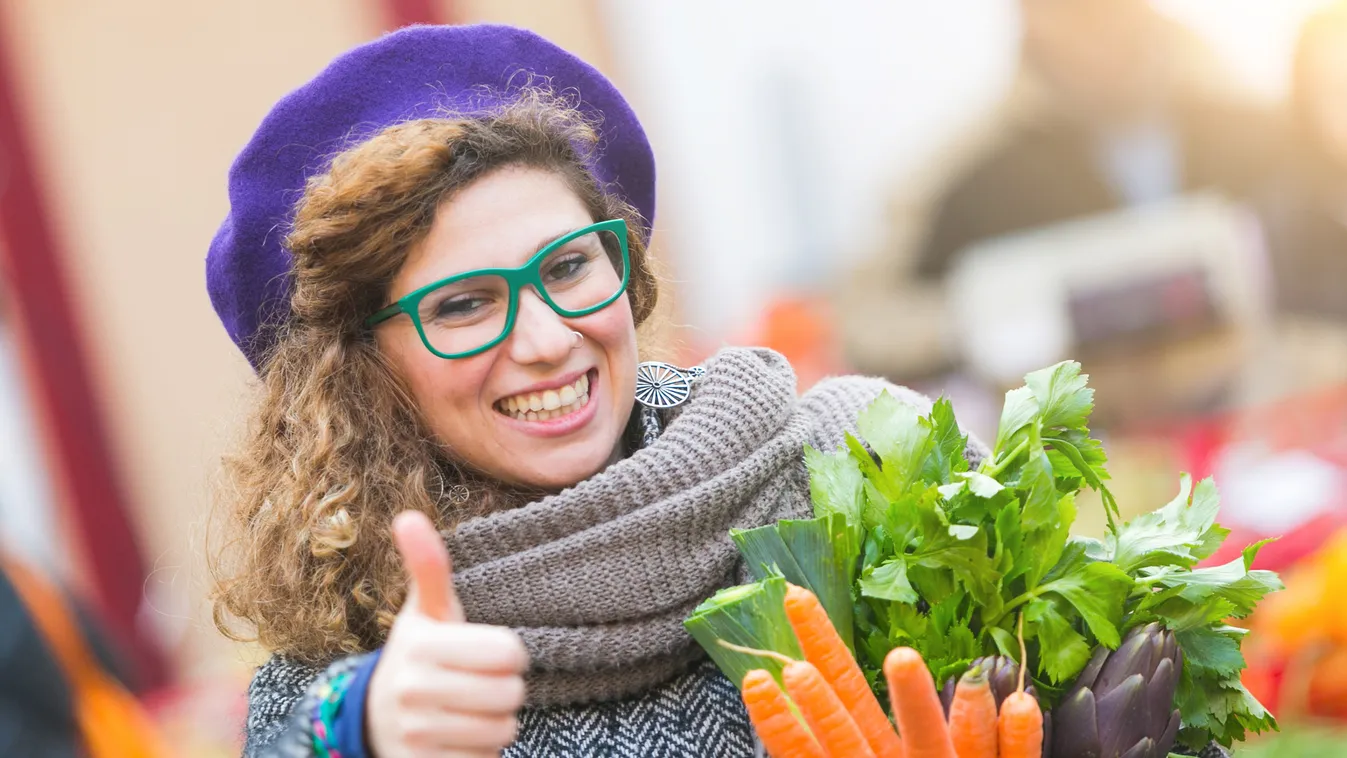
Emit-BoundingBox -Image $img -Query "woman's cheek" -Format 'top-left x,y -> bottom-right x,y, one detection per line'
410,353 -> 490,433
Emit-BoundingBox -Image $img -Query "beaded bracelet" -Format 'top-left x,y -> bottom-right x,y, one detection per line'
311,666 -> 358,758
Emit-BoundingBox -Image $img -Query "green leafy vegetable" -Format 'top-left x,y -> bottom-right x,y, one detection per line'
1026,596 -> 1094,683
1037,562 -> 1133,649
860,557 -> 917,605
921,397 -> 970,485
805,444 -> 864,525
857,390 -> 932,490
1108,474 -> 1229,574
1124,528 -> 1284,746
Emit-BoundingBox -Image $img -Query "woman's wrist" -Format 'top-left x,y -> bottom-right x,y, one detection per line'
347,650 -> 383,756
308,650 -> 382,758
310,665 -> 356,757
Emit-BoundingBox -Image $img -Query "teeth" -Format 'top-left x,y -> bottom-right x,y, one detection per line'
499,374 -> 593,422
504,390 -> 589,422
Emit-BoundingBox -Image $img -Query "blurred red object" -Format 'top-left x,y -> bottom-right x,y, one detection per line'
1165,384 -> 1347,571
1179,384 -> 1347,479
1211,511 -> 1347,574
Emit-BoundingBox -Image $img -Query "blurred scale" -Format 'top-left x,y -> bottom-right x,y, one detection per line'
947,193 -> 1271,424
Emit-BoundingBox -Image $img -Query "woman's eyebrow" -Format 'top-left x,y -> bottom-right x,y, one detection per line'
532,226 -> 587,253
417,226 -> 594,285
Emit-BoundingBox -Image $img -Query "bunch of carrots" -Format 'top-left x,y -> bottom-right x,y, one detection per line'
735,585 -> 1043,758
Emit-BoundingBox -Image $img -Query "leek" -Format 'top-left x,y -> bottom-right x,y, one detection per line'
684,575 -> 802,687
730,513 -> 861,652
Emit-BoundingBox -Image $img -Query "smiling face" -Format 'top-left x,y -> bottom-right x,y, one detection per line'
376,166 -> 639,489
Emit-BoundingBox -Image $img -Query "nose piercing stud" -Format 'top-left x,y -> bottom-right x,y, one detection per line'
570,330 -> 584,349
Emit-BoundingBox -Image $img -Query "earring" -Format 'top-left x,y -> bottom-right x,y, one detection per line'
634,362 -> 705,409
570,331 -> 584,350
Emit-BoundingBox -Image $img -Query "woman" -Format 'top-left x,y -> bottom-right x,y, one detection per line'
208,25 -> 984,757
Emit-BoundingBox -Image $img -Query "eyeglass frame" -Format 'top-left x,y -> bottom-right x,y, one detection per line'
364,218 -> 631,360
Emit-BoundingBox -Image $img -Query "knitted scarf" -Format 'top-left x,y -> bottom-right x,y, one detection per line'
443,347 -> 936,706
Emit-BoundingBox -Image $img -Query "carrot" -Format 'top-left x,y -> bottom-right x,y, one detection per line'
947,666 -> 998,758
741,669 -> 828,758
996,693 -> 1042,758
883,646 -> 959,758
783,660 -> 877,758
997,614 -> 1043,758
784,585 -> 904,758
884,647 -> 957,758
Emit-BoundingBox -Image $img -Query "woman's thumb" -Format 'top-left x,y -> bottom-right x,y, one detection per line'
392,510 -> 464,623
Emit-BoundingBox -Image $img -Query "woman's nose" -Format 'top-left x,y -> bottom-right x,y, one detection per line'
506,288 -> 576,366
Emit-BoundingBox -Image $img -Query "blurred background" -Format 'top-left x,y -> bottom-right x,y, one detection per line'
1,0 -> 1345,753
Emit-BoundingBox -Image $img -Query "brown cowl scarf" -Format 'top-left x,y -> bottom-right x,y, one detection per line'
445,347 -> 954,707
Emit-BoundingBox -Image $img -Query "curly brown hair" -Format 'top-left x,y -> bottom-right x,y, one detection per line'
210,90 -> 660,662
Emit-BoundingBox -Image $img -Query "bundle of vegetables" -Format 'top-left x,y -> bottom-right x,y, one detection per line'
685,361 -> 1282,755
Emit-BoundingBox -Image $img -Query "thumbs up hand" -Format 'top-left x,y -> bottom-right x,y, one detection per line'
367,511 -> 529,757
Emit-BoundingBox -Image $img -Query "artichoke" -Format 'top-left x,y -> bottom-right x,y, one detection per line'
1051,622 -> 1181,758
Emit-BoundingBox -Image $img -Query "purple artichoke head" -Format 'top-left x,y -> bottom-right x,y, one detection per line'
1051,622 -> 1182,758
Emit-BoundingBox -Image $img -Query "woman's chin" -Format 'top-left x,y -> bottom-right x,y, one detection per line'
486,435 -> 619,491
508,459 -> 608,491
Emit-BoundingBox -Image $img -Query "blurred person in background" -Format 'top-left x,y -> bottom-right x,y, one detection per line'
0,556 -> 166,757
1,563 -> 89,757
1261,1 -> 1347,322
208,24 -> 987,758
839,0 -> 1284,387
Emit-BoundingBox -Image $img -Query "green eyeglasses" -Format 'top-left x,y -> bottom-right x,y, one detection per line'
365,218 -> 630,359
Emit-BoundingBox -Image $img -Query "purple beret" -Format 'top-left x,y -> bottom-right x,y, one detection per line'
206,24 -> 656,371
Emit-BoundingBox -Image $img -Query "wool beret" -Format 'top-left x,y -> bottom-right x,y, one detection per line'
206,24 -> 656,371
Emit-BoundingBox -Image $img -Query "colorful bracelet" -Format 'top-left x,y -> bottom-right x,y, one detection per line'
311,666 -> 358,758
